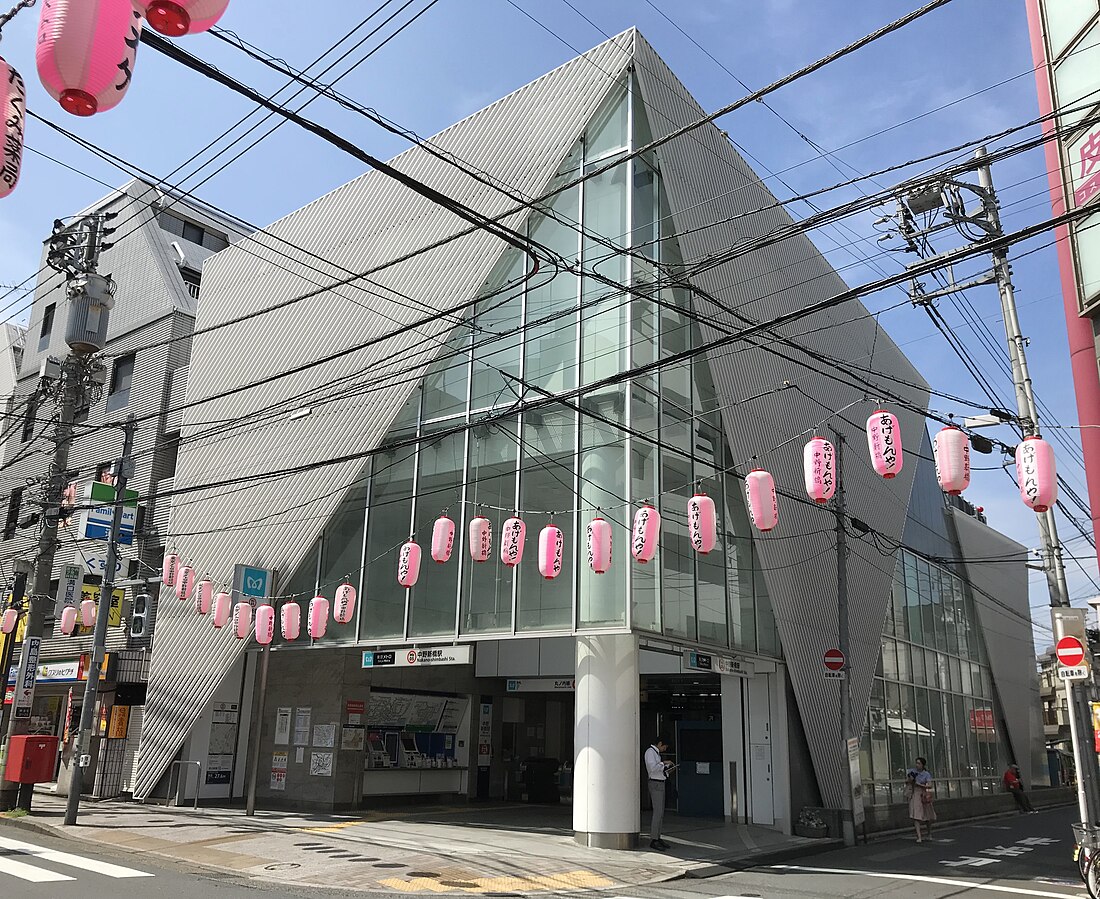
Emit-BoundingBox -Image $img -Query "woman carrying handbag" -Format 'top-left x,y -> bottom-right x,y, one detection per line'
906,757 -> 936,843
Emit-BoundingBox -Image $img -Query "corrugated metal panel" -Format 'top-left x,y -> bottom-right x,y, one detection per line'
133,32 -> 637,799
946,508 -> 1044,790
632,33 -> 929,809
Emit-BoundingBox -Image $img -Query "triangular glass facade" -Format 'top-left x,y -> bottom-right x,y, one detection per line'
286,77 -> 779,653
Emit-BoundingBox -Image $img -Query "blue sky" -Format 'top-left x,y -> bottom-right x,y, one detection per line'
0,0 -> 1091,645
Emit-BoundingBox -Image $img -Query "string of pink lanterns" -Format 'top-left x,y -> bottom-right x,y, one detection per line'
0,0 -> 232,201
121,408 -> 1057,648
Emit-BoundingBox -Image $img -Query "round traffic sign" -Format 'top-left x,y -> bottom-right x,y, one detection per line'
823,648 -> 845,671
1056,635 -> 1086,668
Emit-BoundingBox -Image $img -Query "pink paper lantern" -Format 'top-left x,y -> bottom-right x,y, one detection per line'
194,578 -> 213,615
469,516 -> 492,562
308,595 -> 329,639
431,515 -> 455,563
254,604 -> 275,645
587,517 -> 612,574
538,524 -> 564,580
803,437 -> 836,504
132,0 -> 229,36
211,592 -> 231,628
866,410 -> 903,479
933,426 -> 971,495
631,505 -> 660,563
176,565 -> 195,601
334,583 -> 356,624
0,58 -> 26,199
500,517 -> 526,567
37,0 -> 142,117
688,494 -> 717,554
162,551 -> 179,587
281,602 -> 301,641
1016,436 -> 1057,513
745,469 -> 778,532
398,541 -> 421,588
60,605 -> 78,635
80,598 -> 96,627
232,601 -> 251,640
1,608 -> 16,634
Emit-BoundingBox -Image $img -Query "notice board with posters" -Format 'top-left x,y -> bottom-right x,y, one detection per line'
205,702 -> 239,784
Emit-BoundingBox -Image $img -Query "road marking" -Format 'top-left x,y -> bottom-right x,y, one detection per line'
772,864 -> 1083,897
0,853 -> 75,883
0,835 -> 153,878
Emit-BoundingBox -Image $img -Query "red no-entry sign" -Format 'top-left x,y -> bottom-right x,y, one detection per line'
823,648 -> 845,671
1057,635 -> 1086,668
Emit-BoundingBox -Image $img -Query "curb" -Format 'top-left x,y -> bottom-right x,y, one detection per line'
682,838 -> 845,878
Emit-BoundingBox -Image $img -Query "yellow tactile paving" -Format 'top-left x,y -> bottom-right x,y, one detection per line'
379,869 -> 615,893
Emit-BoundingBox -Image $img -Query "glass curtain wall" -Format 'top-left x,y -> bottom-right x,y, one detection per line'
284,77 -> 778,653
860,550 -> 1010,805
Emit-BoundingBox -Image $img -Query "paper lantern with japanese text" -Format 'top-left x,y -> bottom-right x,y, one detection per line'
132,0 -> 228,36
1016,436 -> 1057,513
254,604 -> 275,645
80,598 -> 96,627
866,410 -> 903,479
587,517 -> 612,574
431,515 -> 455,563
804,437 -> 836,503
281,602 -> 301,641
162,551 -> 179,587
398,542 -> 421,588
194,578 -> 213,615
933,426 -> 970,495
333,583 -> 356,624
176,565 -> 195,601
1,608 -> 16,634
631,505 -> 660,563
0,58 -> 26,199
211,592 -> 231,628
538,524 -> 564,579
308,595 -> 329,639
745,469 -> 778,532
232,601 -> 251,640
37,0 -> 142,116
500,517 -> 526,567
60,605 -> 77,635
469,516 -> 492,562
688,494 -> 717,554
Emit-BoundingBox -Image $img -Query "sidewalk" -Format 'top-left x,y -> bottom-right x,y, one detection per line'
2,796 -> 838,894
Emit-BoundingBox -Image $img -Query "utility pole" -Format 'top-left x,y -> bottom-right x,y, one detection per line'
0,214 -> 114,810
64,415 -> 135,825
0,561 -> 31,741
973,146 -> 1100,824
832,431 -> 857,847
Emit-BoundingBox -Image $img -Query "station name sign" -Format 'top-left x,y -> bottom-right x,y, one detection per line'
362,644 -> 473,669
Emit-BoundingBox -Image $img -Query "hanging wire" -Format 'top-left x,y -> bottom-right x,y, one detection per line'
0,0 -> 35,38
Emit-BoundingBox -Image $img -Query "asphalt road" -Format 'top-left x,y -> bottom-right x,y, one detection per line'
0,805 -> 1083,898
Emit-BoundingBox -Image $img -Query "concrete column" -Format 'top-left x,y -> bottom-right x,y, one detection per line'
573,633 -> 639,848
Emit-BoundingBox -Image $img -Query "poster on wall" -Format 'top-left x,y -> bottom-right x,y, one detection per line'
312,724 -> 337,748
438,697 -> 469,734
271,751 -> 288,791
477,702 -> 492,767
309,752 -> 333,777
293,707 -> 311,746
341,726 -> 365,751
274,707 -> 292,745
205,702 -> 239,785
847,737 -> 865,826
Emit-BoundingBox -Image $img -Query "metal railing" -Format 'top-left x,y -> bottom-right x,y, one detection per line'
167,760 -> 202,810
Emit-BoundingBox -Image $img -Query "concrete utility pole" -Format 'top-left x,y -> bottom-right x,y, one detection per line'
0,215 -> 114,810
973,147 -> 1100,824
0,561 -> 32,739
833,431 -> 857,848
64,415 -> 135,825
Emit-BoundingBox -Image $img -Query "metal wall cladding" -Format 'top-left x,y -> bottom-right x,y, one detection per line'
632,32 -> 929,809
946,507 -> 1043,791
131,32 -> 637,800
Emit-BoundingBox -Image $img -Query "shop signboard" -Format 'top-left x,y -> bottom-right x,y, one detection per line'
12,636 -> 40,719
55,564 -> 84,616
506,678 -> 575,692
79,481 -> 138,544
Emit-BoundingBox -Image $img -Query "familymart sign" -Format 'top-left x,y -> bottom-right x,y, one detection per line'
79,482 -> 138,545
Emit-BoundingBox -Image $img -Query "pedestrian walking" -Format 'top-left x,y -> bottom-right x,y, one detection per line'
644,735 -> 673,851
906,757 -> 936,843
1003,764 -> 1037,814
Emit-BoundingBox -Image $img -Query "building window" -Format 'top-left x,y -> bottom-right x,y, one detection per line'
39,302 -> 56,349
3,488 -> 23,539
157,431 -> 181,480
107,353 -> 135,410
180,268 -> 201,301
158,210 -> 228,252
21,394 -> 37,442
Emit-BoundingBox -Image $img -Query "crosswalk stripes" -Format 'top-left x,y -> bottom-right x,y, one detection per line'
0,834 -> 153,883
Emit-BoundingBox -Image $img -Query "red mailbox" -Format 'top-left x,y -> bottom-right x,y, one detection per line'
5,735 -> 60,783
